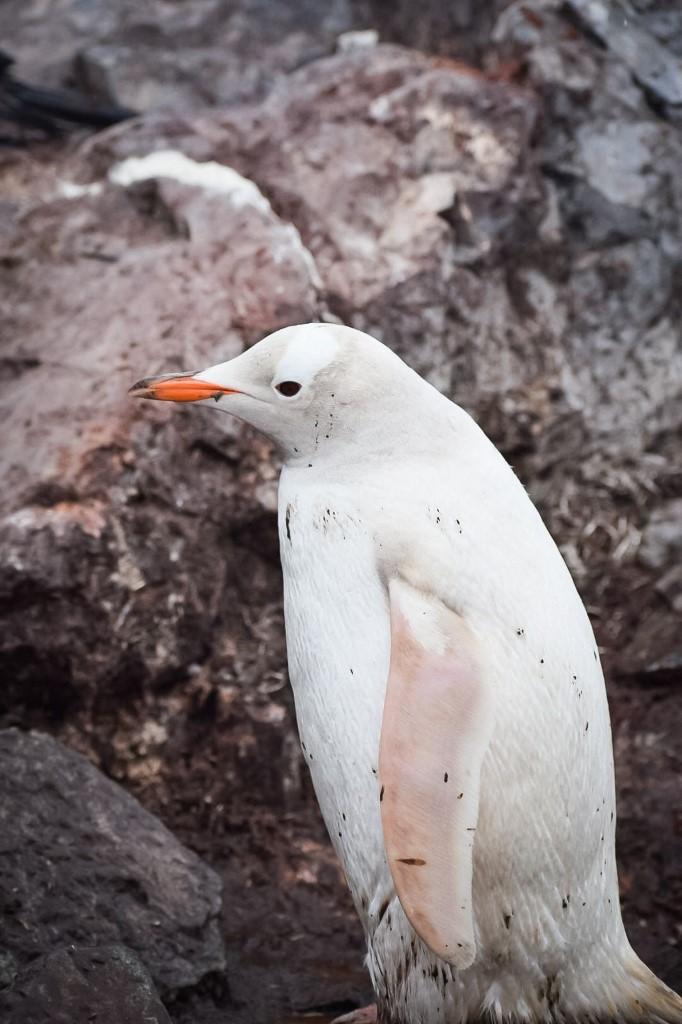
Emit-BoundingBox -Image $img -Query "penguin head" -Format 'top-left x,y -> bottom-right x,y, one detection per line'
130,322 -> 431,461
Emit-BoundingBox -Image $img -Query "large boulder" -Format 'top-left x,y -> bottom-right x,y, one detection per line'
0,730 -> 225,997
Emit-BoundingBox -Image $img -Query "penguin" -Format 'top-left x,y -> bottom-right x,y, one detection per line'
131,322 -> 682,1024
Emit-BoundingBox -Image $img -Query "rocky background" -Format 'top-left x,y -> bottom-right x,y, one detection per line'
1,1 -> 680,1021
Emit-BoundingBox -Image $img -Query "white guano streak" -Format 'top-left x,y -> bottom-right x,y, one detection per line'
108,149 -> 323,288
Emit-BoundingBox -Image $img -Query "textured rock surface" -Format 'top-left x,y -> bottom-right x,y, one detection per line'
490,0 -> 682,684
0,730 -> 225,997
0,944 -> 172,1024
1,0 -> 358,113
0,1 -> 680,1021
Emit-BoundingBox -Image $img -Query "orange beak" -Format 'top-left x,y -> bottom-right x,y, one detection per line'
128,370 -> 239,403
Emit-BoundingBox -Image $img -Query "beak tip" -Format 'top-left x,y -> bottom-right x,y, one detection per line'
128,380 -> 152,399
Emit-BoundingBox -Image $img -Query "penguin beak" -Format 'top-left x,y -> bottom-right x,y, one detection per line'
128,369 -> 240,403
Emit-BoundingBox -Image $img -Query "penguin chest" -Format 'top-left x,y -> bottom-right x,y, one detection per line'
278,488 -> 390,899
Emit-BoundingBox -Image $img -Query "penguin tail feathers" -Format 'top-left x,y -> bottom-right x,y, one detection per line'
621,955 -> 682,1023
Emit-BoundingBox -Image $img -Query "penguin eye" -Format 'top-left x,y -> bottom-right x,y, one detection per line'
275,380 -> 302,397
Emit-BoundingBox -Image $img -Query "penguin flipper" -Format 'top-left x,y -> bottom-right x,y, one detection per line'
379,577 -> 494,970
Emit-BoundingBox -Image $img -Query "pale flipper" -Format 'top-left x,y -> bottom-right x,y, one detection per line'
379,578 -> 494,970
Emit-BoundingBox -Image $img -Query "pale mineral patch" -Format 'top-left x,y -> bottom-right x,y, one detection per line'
108,149 -> 272,213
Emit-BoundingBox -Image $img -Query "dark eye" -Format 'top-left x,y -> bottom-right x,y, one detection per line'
275,380 -> 302,397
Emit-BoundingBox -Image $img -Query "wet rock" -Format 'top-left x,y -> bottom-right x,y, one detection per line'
0,730 -> 225,997
0,944 -> 171,1024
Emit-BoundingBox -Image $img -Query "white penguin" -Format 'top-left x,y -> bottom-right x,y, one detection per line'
131,323 -> 682,1024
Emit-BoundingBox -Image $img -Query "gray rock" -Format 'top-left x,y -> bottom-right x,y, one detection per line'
0,944 -> 172,1024
638,499 -> 682,571
0,730 -> 225,997
0,949 -> 18,988
639,6 -> 682,59
491,0 -> 682,685
1,0 -> 356,111
567,0 -> 682,107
